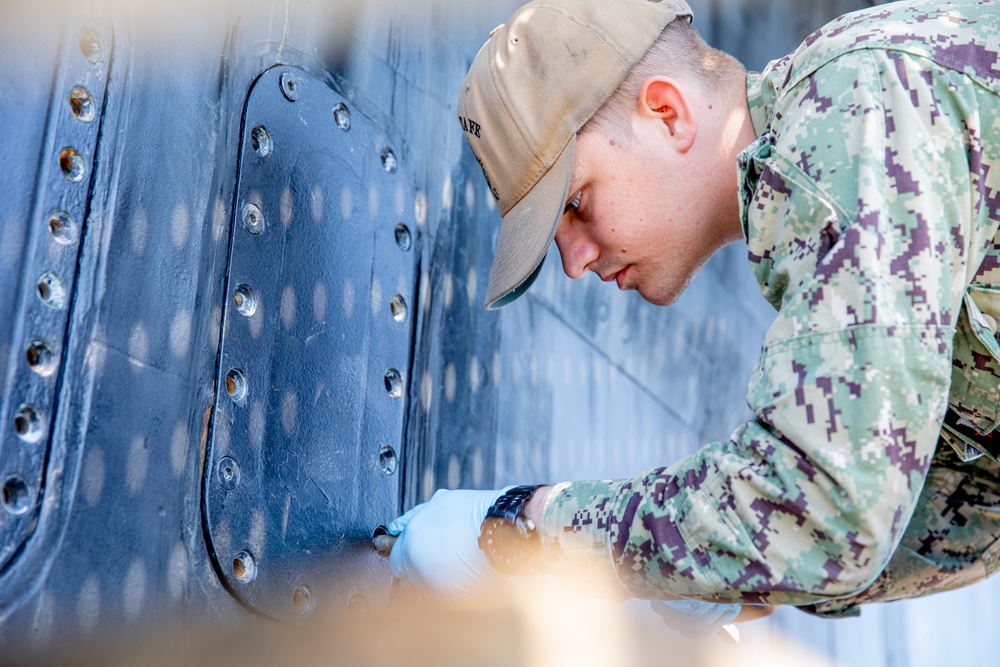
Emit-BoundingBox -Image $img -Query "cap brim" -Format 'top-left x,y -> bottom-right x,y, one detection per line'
484,136 -> 575,310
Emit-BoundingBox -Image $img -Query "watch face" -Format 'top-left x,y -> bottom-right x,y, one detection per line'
479,485 -> 546,576
481,517 -> 531,572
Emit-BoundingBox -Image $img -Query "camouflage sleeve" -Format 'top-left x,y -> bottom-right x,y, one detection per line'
800,442 -> 1000,617
538,49 -> 1000,605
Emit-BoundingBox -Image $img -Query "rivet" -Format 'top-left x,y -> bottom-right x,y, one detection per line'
48,210 -> 78,245
242,203 -> 264,235
379,445 -> 397,476
1,476 -> 31,516
292,584 -> 314,616
390,295 -> 407,323
232,550 -> 257,583
79,28 -> 104,64
36,272 -> 67,309
13,405 -> 44,444
26,339 -> 56,377
347,593 -> 369,616
234,284 -> 257,317
381,147 -> 397,174
218,456 -> 240,490
280,72 -> 301,102
69,86 -> 96,122
226,368 -> 249,403
332,103 -> 351,131
394,224 -> 412,252
59,148 -> 85,183
250,125 -> 272,158
384,369 -> 402,398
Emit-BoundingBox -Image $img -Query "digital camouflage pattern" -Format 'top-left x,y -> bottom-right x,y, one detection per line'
538,0 -> 1000,615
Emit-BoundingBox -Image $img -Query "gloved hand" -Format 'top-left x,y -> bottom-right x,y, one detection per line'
649,599 -> 742,638
387,488 -> 507,595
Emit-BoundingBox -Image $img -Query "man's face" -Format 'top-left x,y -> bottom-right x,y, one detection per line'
552,80 -> 743,306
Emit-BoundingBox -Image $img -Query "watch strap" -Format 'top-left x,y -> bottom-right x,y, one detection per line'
485,485 -> 543,524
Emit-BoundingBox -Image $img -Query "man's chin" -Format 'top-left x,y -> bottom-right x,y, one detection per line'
637,287 -> 679,307
637,276 -> 693,307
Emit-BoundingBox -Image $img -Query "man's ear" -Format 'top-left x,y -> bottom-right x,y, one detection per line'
637,77 -> 697,153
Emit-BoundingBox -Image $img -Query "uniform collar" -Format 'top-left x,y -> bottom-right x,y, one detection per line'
736,67 -> 782,241
744,70 -> 771,138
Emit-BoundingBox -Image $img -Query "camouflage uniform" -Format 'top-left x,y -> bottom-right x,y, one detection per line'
538,0 -> 1000,616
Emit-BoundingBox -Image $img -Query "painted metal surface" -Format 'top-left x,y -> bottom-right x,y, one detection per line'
0,3 -> 111,581
4,1 -> 990,665
204,64 -> 417,618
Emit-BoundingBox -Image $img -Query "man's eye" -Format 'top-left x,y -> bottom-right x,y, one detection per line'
565,191 -> 581,213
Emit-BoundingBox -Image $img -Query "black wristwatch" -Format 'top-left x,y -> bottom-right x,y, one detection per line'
478,485 -> 548,575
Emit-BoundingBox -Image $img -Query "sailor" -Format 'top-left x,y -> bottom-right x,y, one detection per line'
388,0 -> 1000,635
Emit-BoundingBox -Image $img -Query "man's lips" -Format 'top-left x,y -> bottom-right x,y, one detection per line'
616,265 -> 630,290
600,266 -> 631,289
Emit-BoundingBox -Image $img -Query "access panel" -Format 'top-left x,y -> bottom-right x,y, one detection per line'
203,65 -> 418,619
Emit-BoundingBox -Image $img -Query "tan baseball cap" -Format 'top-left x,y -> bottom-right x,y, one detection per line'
459,0 -> 693,310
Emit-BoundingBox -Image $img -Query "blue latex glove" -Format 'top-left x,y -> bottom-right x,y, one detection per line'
387,488 -> 507,595
649,599 -> 742,638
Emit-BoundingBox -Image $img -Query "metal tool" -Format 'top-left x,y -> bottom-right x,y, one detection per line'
373,525 -> 397,558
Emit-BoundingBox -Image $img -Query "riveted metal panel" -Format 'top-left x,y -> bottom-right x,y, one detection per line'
203,65 -> 417,618
0,4 -> 111,577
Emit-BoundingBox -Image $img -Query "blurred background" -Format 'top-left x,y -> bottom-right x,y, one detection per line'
1,0 -> 997,663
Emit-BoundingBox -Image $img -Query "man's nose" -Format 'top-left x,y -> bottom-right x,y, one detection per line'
554,221 -> 599,280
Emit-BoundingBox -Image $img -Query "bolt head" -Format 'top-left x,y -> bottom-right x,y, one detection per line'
379,445 -> 397,475
69,87 -> 96,122
242,203 -> 264,235
280,72 -> 301,102
2,476 -> 32,516
13,405 -> 44,444
79,28 -> 104,64
218,456 -> 241,490
48,210 -> 78,245
233,550 -> 257,583
381,147 -> 397,174
59,148 -> 85,183
26,339 -> 56,377
250,125 -> 272,157
395,224 -> 412,252
293,585 -> 314,616
347,593 -> 369,616
333,103 -> 351,131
